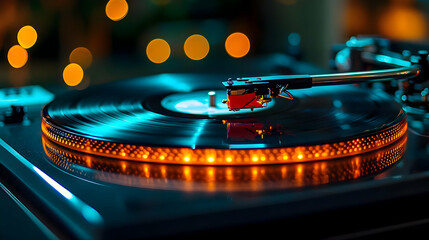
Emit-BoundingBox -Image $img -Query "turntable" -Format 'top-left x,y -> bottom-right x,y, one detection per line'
1,37 -> 429,239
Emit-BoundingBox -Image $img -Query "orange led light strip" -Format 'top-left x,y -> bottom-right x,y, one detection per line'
43,134 -> 407,191
41,118 -> 407,166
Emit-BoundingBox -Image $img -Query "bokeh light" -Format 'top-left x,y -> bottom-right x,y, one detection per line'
184,34 -> 210,60
63,63 -> 84,86
69,47 -> 93,69
105,0 -> 129,21
17,25 -> 37,49
7,45 -> 28,68
146,38 -> 171,64
225,32 -> 250,58
378,6 -> 426,40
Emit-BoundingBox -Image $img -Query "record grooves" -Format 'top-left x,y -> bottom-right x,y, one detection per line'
41,74 -> 408,165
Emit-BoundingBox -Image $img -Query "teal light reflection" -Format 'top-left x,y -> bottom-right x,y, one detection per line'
191,120 -> 208,149
374,54 -> 411,67
229,143 -> 266,149
0,138 -> 103,225
33,166 -> 73,199
81,204 -> 104,224
32,166 -> 103,224
148,74 -> 193,92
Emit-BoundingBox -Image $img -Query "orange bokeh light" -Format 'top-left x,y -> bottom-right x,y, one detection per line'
146,38 -> 171,63
17,25 -> 37,49
69,47 -> 93,69
378,6 -> 427,40
7,45 -> 28,68
63,63 -> 84,86
105,0 -> 129,21
225,32 -> 250,58
184,34 -> 210,60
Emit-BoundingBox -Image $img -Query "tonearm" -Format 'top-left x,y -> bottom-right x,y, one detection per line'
222,36 -> 429,111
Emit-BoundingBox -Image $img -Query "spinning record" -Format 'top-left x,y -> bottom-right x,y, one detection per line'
41,74 -> 407,165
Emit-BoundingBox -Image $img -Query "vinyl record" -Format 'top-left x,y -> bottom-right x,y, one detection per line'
42,74 -> 407,165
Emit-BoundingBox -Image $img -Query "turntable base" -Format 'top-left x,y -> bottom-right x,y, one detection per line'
0,76 -> 428,239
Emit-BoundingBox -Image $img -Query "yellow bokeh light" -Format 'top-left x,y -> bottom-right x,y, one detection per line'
69,47 -> 93,69
225,32 -> 250,58
63,63 -> 84,86
7,45 -> 28,68
105,0 -> 129,21
17,25 -> 37,49
146,38 -> 171,63
184,34 -> 209,60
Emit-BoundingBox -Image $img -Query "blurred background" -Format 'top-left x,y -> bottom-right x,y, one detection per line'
0,0 -> 429,89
